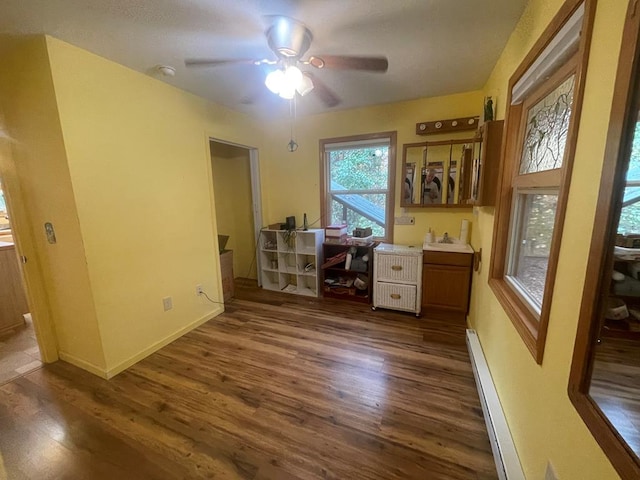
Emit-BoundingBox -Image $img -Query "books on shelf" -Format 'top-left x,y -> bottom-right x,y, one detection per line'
325,224 -> 348,238
325,234 -> 348,244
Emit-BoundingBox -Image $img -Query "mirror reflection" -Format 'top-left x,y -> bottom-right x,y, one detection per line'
401,138 -> 478,207
589,118 -> 640,459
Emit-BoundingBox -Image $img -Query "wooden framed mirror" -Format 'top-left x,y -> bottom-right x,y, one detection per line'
401,138 -> 479,208
569,2 -> 640,478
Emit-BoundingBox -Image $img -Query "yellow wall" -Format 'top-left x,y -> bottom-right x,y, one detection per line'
0,36 -> 105,369
0,35 -> 266,377
44,36 -> 265,375
0,1 -> 629,475
210,143 -> 257,279
260,92 -> 484,246
469,0 -> 625,478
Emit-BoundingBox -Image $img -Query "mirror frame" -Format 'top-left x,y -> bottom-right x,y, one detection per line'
568,2 -> 640,478
400,137 -> 478,208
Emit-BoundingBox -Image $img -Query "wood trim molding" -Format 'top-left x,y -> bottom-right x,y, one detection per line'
488,0 -> 596,365
568,0 -> 640,477
318,131 -> 397,243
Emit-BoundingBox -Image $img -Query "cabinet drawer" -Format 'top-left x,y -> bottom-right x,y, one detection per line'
423,251 -> 472,267
374,282 -> 417,312
376,254 -> 421,283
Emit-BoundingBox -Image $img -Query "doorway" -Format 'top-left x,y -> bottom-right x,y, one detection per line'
209,140 -> 262,294
0,180 -> 42,385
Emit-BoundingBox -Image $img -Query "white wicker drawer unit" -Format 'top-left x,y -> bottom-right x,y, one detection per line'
372,243 -> 423,316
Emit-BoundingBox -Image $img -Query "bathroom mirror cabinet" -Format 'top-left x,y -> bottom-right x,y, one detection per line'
401,120 -> 503,208
401,138 -> 478,208
569,2 -> 640,478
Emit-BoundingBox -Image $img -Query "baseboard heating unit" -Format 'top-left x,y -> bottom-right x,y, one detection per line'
466,329 -> 525,480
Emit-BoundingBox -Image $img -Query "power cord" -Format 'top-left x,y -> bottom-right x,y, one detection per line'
198,289 -> 226,305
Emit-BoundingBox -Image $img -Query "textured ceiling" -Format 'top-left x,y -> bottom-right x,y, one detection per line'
0,0 -> 527,117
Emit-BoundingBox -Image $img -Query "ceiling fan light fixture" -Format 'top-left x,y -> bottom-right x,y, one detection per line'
266,16 -> 312,59
284,65 -> 303,85
296,74 -> 314,96
278,82 -> 296,99
265,69 -> 284,94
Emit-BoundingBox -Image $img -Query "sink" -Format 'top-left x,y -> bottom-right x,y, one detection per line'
423,242 -> 474,254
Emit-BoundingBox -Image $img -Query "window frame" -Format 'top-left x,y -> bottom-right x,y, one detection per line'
319,131 -> 397,242
568,1 -> 640,477
489,0 -> 596,364
505,187 -> 560,316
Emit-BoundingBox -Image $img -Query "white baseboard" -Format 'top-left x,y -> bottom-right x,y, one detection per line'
466,329 -> 525,480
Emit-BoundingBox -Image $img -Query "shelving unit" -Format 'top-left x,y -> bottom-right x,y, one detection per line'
259,229 -> 324,297
321,242 -> 375,303
603,248 -> 640,339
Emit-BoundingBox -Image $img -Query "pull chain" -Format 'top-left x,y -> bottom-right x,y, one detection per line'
288,96 -> 298,152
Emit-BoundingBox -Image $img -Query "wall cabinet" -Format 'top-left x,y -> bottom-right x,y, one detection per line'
372,243 -> 423,316
422,250 -> 473,315
322,242 -> 374,303
259,229 -> 324,297
468,120 -> 504,206
400,119 -> 503,208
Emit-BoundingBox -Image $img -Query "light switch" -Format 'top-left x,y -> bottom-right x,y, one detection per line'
44,222 -> 57,244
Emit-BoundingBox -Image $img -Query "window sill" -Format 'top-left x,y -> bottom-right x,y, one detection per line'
488,277 -> 546,363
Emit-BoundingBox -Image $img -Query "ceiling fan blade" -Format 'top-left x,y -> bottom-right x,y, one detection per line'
185,58 -> 261,68
304,72 -> 340,108
308,55 -> 388,72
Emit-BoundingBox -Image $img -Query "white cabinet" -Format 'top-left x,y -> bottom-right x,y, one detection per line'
372,243 -> 423,316
259,229 -> 324,297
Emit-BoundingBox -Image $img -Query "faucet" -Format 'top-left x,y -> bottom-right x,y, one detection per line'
440,232 -> 452,244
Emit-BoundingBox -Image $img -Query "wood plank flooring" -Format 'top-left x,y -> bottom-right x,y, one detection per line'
591,335 -> 640,457
0,281 -> 497,480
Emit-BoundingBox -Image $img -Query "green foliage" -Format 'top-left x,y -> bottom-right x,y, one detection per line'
328,146 -> 389,237
618,122 -> 640,234
330,147 -> 389,191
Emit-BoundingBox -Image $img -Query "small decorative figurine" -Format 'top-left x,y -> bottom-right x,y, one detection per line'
484,96 -> 494,122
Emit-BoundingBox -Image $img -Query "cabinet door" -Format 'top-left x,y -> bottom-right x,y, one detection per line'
422,264 -> 471,313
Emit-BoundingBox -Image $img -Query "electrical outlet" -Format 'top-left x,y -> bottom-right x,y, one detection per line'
196,284 -> 204,295
395,216 -> 415,225
162,296 -> 173,311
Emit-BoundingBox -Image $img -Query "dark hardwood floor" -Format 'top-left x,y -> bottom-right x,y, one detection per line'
0,281 -> 497,479
591,335 -> 640,457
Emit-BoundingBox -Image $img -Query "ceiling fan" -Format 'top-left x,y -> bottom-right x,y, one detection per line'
184,15 -> 388,108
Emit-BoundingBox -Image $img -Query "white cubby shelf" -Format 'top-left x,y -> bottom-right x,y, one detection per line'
259,229 -> 324,297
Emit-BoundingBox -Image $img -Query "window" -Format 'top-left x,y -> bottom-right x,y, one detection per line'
489,0 -> 595,363
618,122 -> 640,235
320,132 -> 396,241
569,2 -> 640,476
